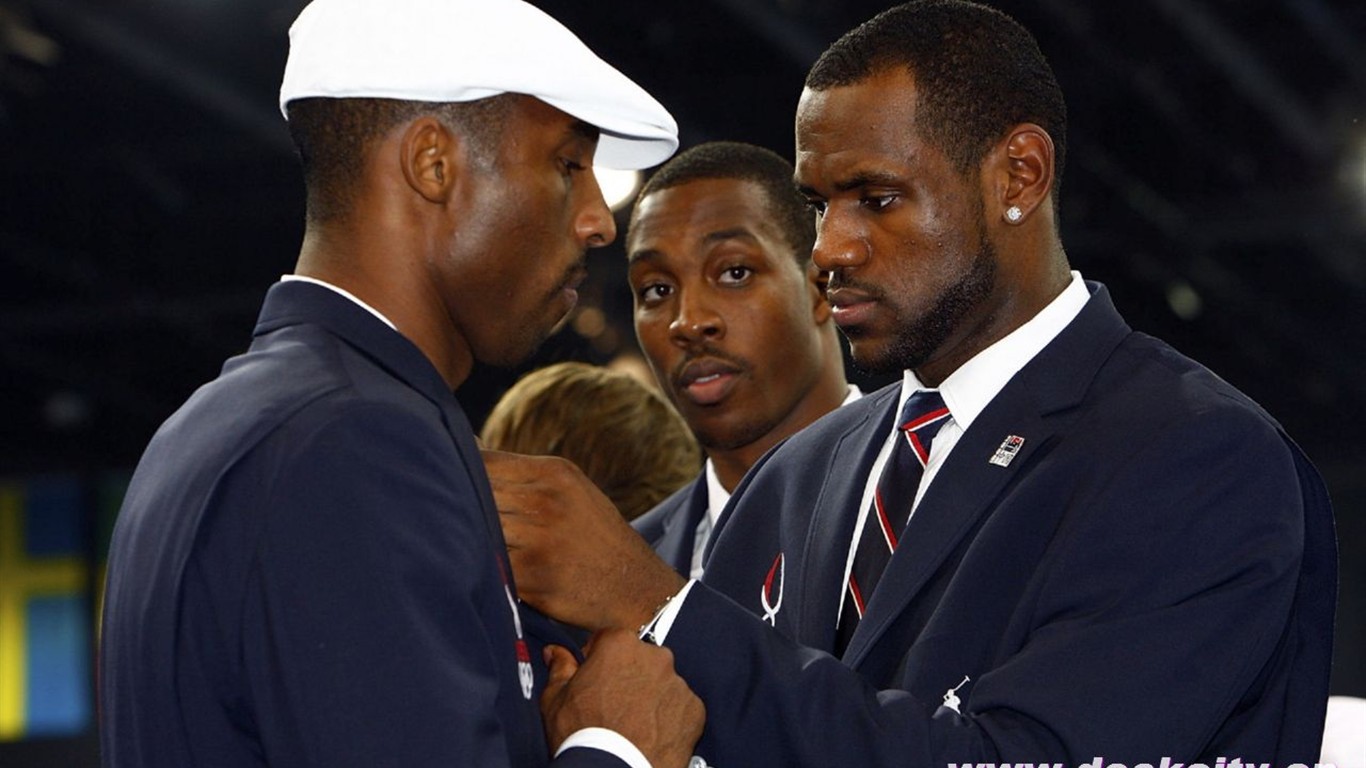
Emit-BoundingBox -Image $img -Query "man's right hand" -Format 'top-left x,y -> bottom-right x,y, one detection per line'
541,629 -> 705,768
486,449 -> 686,632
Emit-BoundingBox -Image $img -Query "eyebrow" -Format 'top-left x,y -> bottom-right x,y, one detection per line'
798,169 -> 904,196
570,120 -> 601,143
627,248 -> 659,266
701,227 -> 759,245
627,227 -> 759,266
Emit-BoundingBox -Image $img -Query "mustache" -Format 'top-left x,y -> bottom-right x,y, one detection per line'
826,273 -> 885,301
671,345 -> 748,382
557,258 -> 589,292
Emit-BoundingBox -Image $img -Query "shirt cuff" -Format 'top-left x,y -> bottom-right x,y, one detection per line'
555,727 -> 651,768
645,579 -> 695,645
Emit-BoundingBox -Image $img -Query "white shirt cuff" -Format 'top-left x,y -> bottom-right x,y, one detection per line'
645,579 -> 696,645
555,726 -> 652,768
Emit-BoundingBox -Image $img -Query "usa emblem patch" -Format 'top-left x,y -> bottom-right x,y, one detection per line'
988,435 -> 1025,467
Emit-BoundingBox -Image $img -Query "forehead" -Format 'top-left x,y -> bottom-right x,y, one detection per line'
497,95 -> 598,153
628,177 -> 785,253
794,68 -> 926,183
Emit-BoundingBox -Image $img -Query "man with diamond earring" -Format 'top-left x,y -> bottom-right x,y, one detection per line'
98,1 -> 703,766
490,2 -> 1336,766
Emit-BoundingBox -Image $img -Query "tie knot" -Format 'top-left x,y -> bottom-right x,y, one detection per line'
898,390 -> 950,436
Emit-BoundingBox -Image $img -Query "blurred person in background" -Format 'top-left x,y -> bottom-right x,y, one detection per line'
481,361 -> 701,522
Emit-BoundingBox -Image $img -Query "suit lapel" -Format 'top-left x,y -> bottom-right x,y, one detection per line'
793,386 -> 901,651
843,393 -> 1055,665
658,477 -> 709,575
844,283 -> 1132,667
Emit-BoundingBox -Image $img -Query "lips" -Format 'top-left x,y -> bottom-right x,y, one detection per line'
825,286 -> 879,327
563,264 -> 588,292
674,356 -> 744,406
558,263 -> 588,307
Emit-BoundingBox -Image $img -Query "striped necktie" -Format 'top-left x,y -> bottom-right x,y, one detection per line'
834,390 -> 950,654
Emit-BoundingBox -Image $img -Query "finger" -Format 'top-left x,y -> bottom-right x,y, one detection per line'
542,644 -> 579,692
499,514 -> 545,552
480,447 -> 519,466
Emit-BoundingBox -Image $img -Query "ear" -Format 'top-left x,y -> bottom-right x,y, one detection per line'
987,123 -> 1054,225
806,260 -> 833,324
399,116 -> 463,205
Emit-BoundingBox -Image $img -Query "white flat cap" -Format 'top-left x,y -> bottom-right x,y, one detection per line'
279,0 -> 678,170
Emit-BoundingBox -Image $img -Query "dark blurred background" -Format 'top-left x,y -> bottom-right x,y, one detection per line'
1,0 -> 1362,764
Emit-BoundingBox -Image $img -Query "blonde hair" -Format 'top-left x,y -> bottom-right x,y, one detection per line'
480,362 -> 701,521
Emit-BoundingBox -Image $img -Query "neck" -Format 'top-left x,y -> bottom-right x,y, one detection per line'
296,221 -> 473,390
915,243 -> 1071,388
709,362 -> 849,493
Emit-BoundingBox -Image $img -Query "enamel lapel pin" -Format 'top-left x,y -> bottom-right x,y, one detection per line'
989,435 -> 1025,467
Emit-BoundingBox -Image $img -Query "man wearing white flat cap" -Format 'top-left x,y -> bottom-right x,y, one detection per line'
98,1 -> 702,767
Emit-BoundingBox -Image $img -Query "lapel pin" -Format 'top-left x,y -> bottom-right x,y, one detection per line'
989,435 -> 1025,467
942,675 -> 971,714
760,552 -> 785,626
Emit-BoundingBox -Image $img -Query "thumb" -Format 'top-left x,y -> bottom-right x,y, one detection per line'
543,644 -> 579,694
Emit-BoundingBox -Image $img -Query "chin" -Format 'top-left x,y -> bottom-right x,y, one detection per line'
485,330 -> 551,370
848,339 -> 905,377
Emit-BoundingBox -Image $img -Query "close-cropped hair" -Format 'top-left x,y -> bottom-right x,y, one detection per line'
631,141 -> 816,263
480,362 -> 701,521
806,0 -> 1067,196
285,95 -> 515,223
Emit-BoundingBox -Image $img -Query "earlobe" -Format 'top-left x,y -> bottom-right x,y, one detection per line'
400,117 -> 460,205
995,124 -> 1054,225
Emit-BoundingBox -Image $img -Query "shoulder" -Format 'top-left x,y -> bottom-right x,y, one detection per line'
761,380 -> 899,466
1097,332 -> 1286,443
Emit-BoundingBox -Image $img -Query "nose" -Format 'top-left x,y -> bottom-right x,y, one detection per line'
810,208 -> 868,272
578,171 -> 618,248
668,287 -> 724,346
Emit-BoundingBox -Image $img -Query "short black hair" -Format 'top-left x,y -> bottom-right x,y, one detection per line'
807,0 -> 1066,197
285,95 -> 515,223
631,141 -> 816,264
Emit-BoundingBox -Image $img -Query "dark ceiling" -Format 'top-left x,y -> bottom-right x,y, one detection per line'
1,0 -> 1364,477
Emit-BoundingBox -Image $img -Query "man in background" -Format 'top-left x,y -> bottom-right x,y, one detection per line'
98,1 -> 702,766
627,141 -> 856,578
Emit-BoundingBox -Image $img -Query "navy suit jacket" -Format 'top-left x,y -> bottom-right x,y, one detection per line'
634,474 -> 708,576
666,283 -> 1336,767
100,281 -> 618,768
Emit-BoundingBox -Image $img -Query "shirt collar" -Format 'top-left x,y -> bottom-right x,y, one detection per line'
842,383 -> 864,406
703,459 -> 729,531
280,274 -> 397,331
901,270 -> 1090,429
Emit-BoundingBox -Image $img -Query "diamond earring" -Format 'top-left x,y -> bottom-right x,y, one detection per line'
1004,206 -> 1023,223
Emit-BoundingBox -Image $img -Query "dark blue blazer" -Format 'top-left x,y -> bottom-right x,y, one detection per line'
634,474 -> 708,576
100,281 -> 618,768
669,283 -> 1336,767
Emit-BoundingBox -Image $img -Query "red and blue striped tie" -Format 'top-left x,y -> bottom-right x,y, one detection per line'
835,390 -> 950,654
